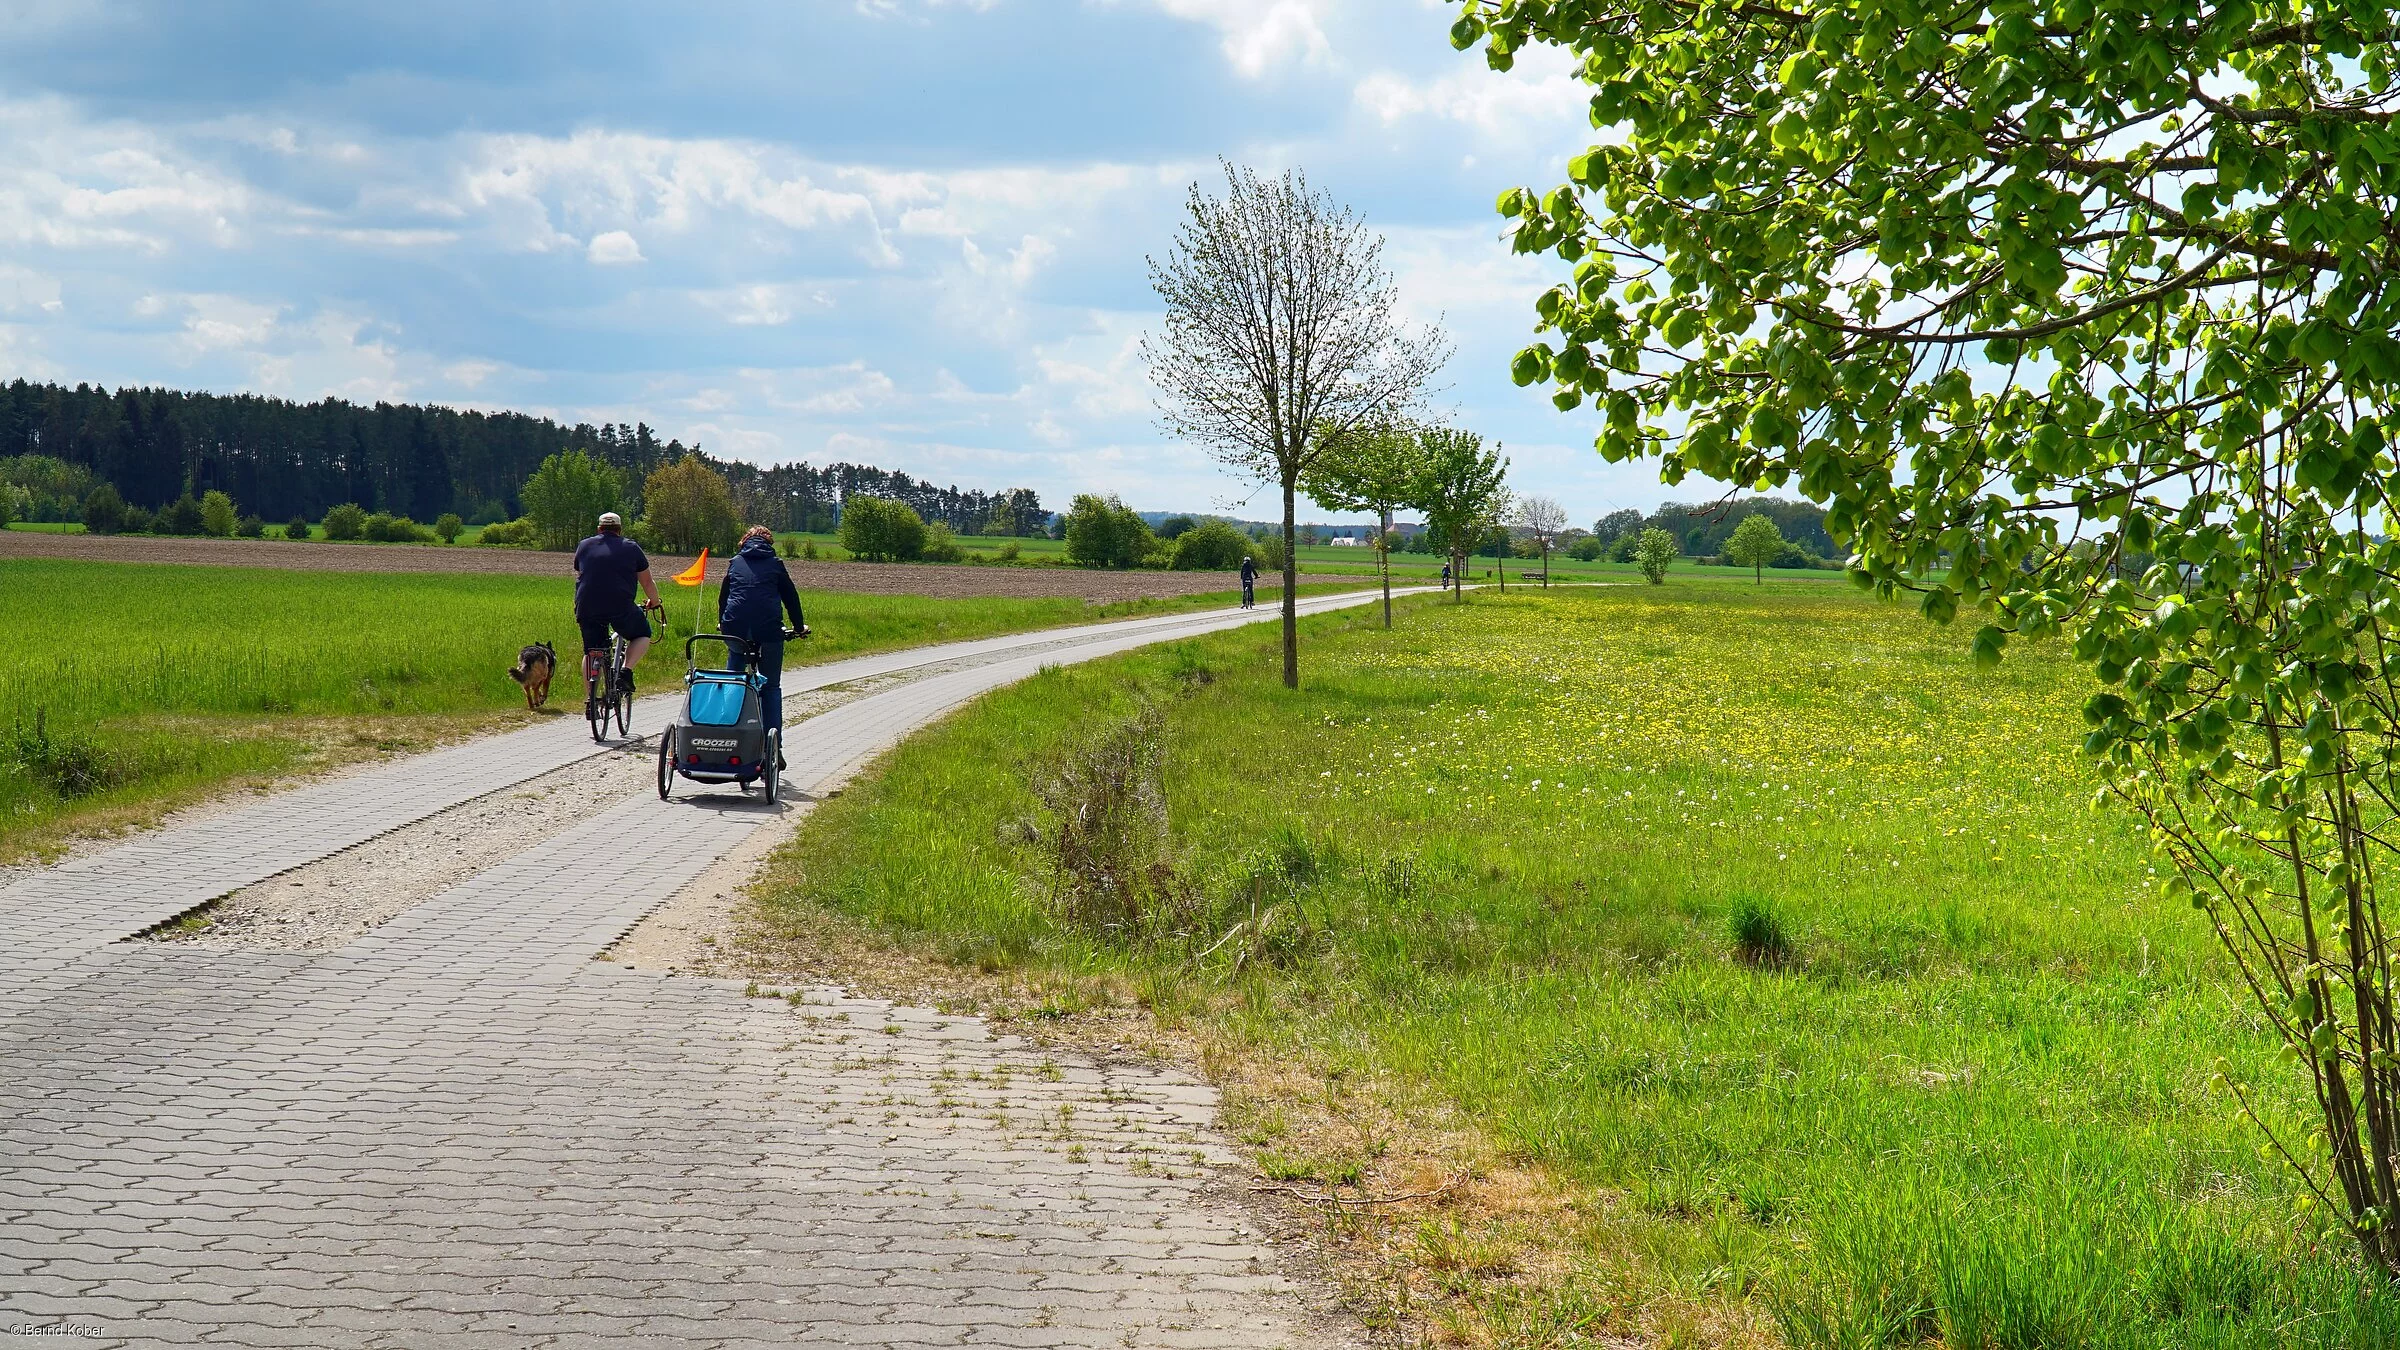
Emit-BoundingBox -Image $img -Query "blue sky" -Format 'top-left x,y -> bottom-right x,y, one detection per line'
0,0 -> 1701,523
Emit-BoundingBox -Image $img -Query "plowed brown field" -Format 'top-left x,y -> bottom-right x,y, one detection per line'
0,530 -> 1367,600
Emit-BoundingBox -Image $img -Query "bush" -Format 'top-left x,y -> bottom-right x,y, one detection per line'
476,517 -> 537,547
1568,535 -> 1606,562
1171,519 -> 1252,570
154,494 -> 205,536
80,484 -> 128,536
1032,703 -> 1196,940
1634,528 -> 1678,584
200,490 -> 237,538
997,539 -> 1020,562
433,512 -> 464,543
1769,542 -> 1816,570
235,514 -> 265,539
362,513 -> 433,543
321,503 -> 367,540
921,522 -> 965,563
1063,494 -> 1154,568
1247,529 -> 1287,571
121,505 -> 155,534
283,516 -> 311,540
839,496 -> 928,562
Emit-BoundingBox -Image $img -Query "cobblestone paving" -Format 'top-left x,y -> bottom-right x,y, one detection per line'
0,594 -> 1413,1348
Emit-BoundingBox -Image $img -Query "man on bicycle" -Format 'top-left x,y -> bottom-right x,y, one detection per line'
573,512 -> 664,711
717,526 -> 809,769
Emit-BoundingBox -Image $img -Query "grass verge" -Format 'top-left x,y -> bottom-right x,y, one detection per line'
0,558 -> 1353,860
742,581 -> 2398,1348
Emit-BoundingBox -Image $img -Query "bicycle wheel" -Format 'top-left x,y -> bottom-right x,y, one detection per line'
762,742 -> 778,802
656,727 -> 675,800
587,672 -> 605,743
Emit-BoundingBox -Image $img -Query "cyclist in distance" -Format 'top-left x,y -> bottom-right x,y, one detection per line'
1239,555 -> 1257,610
573,511 -> 665,711
717,525 -> 809,769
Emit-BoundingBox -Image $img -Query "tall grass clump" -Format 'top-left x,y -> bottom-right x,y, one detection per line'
1726,892 -> 1791,967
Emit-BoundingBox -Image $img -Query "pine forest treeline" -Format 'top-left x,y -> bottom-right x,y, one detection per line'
0,380 -> 1045,535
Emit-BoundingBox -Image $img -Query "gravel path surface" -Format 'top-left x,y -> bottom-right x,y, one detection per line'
0,529 -> 1368,599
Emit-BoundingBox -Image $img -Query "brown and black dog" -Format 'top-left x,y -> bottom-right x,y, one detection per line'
509,642 -> 557,709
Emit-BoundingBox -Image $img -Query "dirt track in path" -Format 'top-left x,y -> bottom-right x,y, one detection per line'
0,529 -> 1369,599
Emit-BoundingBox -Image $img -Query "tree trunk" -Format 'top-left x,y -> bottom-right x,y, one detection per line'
1379,506 -> 1392,628
1281,476 -> 1299,688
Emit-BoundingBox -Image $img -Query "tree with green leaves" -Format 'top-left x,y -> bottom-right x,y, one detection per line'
1463,0 -> 2400,1272
79,484 -> 124,536
199,491 -> 236,539
1305,421 -> 1426,627
1409,427 -> 1508,604
1063,494 -> 1154,569
1632,529 -> 1676,586
520,450 -> 624,552
642,455 -> 740,556
1724,514 -> 1785,585
838,495 -> 928,562
1147,161 -> 1450,687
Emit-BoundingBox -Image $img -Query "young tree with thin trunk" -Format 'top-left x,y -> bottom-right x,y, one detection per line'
1410,427 -> 1507,605
1723,513 -> 1784,585
1145,162 -> 1450,687
1512,494 -> 1567,587
1303,420 -> 1424,628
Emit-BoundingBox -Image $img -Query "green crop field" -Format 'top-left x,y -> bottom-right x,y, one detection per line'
0,558 -> 1278,859
771,526 -> 1829,588
749,580 -> 2397,1347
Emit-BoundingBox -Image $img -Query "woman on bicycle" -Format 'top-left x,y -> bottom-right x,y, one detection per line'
716,526 -> 809,767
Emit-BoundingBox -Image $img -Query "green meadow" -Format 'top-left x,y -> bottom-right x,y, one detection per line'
0,558 -> 1281,857
751,580 -> 2396,1347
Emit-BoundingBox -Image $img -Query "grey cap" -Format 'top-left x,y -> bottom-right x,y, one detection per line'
598,512 -> 622,529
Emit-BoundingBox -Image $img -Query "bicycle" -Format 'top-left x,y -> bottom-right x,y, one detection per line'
586,602 -> 665,743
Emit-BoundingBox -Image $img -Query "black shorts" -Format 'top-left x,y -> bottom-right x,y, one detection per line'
577,602 -> 651,654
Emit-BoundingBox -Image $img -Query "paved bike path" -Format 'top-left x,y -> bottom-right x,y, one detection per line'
0,588 -> 1434,1348
0,589 -> 1395,993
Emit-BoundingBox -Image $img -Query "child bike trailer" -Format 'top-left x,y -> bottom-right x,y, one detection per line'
657,633 -> 776,801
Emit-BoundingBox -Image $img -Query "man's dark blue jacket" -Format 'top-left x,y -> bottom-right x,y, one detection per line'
716,537 -> 806,640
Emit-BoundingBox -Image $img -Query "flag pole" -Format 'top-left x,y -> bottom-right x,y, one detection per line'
672,548 -> 711,644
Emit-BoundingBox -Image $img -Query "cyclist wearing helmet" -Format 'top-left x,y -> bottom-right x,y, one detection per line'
573,511 -> 665,708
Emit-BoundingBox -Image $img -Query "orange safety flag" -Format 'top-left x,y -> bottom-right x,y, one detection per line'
672,548 -> 709,586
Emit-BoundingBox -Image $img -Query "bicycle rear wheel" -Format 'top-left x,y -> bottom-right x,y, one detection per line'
587,673 -> 604,743
656,727 -> 675,800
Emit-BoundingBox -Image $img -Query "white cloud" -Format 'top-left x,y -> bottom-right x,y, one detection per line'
1353,42 -> 1591,145
693,282 -> 832,327
586,229 -> 644,264
1129,0 -> 1335,77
